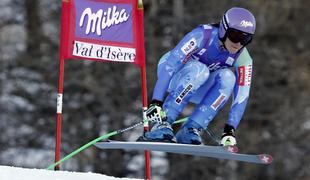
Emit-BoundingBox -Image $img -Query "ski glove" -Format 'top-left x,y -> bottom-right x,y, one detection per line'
146,100 -> 167,123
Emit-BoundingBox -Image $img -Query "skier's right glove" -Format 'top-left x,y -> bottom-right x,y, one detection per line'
145,100 -> 167,123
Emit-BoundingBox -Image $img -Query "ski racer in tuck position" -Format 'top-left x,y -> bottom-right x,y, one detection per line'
143,7 -> 256,146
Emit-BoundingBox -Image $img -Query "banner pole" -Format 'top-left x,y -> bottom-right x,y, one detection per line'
55,57 -> 65,170
137,0 -> 151,178
140,66 -> 151,180
54,0 -> 69,170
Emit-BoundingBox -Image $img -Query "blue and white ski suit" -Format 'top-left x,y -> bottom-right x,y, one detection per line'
152,24 -> 253,129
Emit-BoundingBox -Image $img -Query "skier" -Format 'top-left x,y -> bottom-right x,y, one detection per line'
143,7 -> 256,146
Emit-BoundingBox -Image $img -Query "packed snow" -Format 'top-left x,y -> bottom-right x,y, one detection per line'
0,165 -> 142,180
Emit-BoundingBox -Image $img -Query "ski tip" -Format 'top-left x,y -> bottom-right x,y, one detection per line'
224,145 -> 238,153
259,154 -> 273,164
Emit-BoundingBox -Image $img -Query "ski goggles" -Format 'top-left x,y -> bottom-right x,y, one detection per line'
226,28 -> 253,46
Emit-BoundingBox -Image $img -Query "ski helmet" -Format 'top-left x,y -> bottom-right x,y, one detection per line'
219,7 -> 256,46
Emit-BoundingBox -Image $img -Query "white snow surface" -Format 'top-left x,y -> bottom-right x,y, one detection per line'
0,165 -> 142,180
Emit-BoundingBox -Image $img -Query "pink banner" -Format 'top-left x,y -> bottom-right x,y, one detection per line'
60,0 -> 144,67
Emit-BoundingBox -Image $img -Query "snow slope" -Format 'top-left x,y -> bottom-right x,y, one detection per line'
0,165 -> 142,180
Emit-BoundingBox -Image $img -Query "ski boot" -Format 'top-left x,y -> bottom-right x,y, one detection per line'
176,121 -> 203,145
141,121 -> 175,142
220,124 -> 237,146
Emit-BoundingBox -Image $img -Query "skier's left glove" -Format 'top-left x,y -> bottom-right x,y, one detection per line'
220,124 -> 237,146
145,100 -> 167,123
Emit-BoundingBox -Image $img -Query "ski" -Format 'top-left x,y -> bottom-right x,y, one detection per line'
95,141 -> 272,165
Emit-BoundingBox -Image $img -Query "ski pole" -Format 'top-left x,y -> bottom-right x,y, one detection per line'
46,117 -> 189,170
205,128 -> 221,145
173,117 -> 188,124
